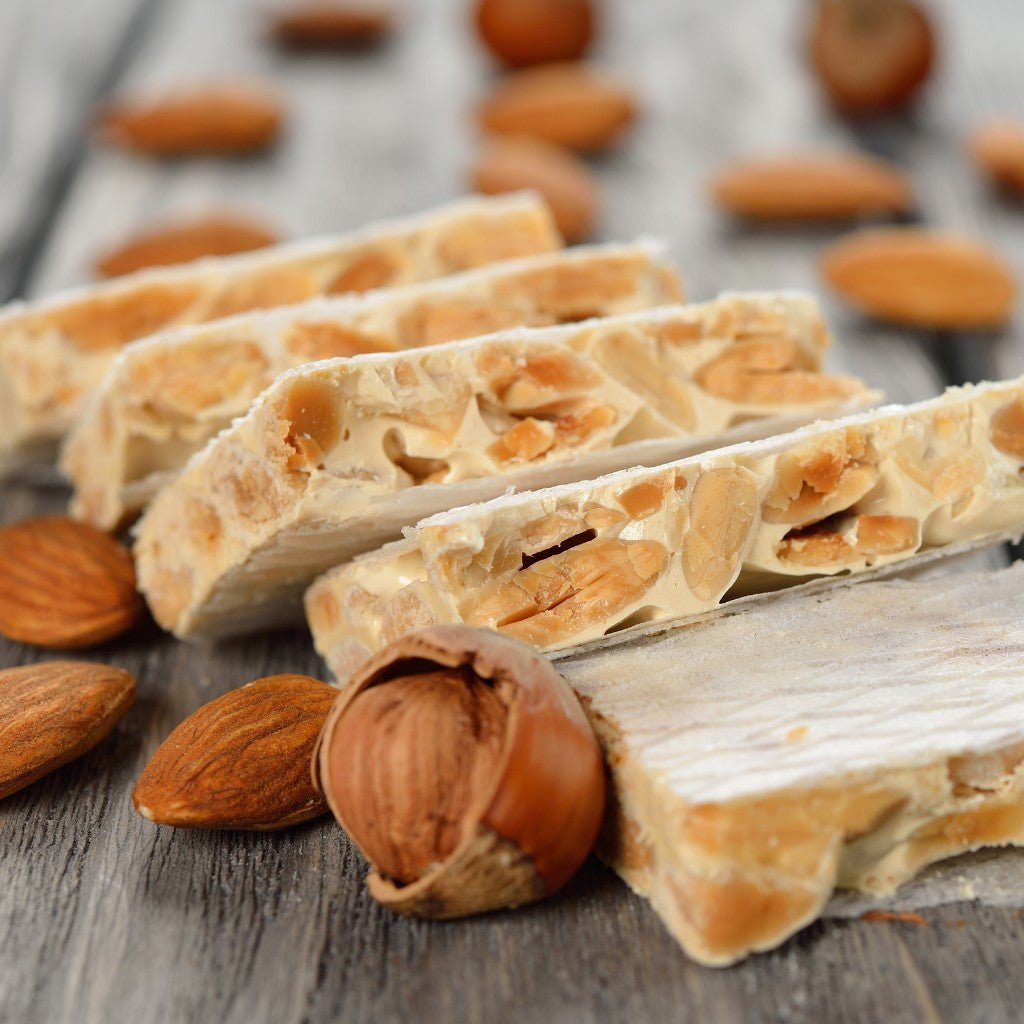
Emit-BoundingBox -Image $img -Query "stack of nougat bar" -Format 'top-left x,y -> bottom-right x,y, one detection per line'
8,192 -> 1024,966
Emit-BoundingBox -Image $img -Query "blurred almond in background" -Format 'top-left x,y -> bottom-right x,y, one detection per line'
94,214 -> 280,277
712,153 -> 912,221
970,120 -> 1024,195
478,63 -> 636,153
97,82 -> 283,156
270,1 -> 395,49
821,227 -> 1016,328
471,136 -> 597,242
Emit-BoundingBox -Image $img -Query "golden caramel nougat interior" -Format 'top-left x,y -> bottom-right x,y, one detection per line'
133,292 -> 874,639
308,377 -> 1024,677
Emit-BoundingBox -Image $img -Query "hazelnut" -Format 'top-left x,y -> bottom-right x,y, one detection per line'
314,626 -> 606,917
808,0 -> 936,116
474,0 -> 595,69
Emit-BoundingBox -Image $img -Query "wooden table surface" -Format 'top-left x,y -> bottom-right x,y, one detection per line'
2,1 -> 1024,1021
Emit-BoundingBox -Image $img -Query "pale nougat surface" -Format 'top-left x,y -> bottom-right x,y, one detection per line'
559,563 -> 1024,965
307,377 -> 1024,677
1,192 -> 560,464
64,241 -> 680,529
134,292 -> 875,639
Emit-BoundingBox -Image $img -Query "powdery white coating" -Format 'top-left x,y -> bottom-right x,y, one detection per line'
561,561 -> 1024,805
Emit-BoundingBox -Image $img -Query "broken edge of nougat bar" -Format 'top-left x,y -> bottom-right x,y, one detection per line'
558,561 -> 1024,965
0,192 -> 561,466
64,239 -> 682,529
306,376 -> 1024,678
133,291 -> 876,639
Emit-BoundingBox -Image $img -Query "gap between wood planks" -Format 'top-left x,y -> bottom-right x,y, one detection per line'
1,0 -> 167,305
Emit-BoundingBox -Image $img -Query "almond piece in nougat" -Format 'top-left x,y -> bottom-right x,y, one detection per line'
306,377 -> 1024,677
64,241 -> 681,530
560,562 -> 1024,965
0,192 -> 561,466
133,292 -> 875,639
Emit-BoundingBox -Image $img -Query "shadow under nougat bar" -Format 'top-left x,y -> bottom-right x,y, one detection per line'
133,292 -> 874,639
0,192 -> 560,465
559,563 -> 1024,965
64,240 -> 681,530
306,377 -> 1024,677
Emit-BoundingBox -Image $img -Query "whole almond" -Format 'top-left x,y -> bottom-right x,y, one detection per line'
821,228 -> 1017,329
97,83 -> 283,156
475,0 -> 595,68
133,674 -> 338,830
712,153 -> 912,220
0,517 -> 141,648
0,661 -> 136,799
271,2 -> 394,48
471,136 -> 597,242
95,214 -> 279,277
478,63 -> 636,153
970,120 -> 1024,194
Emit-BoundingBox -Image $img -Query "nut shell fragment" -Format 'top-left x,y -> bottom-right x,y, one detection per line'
315,626 -> 605,917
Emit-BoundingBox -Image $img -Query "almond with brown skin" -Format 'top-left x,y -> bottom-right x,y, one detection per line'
95,214 -> 279,277
471,136 -> 597,242
478,63 -> 636,153
271,2 -> 394,49
0,662 -> 136,799
133,674 -> 338,830
970,120 -> 1024,195
315,626 -> 605,918
821,228 -> 1017,329
475,0 -> 595,68
809,0 -> 935,115
97,83 -> 283,156
711,153 -> 912,220
0,517 -> 141,648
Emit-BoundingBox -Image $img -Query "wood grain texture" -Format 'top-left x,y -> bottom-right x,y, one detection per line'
1,0 -> 1023,1021
0,0 -> 161,301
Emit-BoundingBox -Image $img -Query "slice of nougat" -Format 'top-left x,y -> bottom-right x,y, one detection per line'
307,377 -> 1024,677
133,292 -> 874,639
1,192 -> 560,466
559,562 -> 1024,965
64,241 -> 681,529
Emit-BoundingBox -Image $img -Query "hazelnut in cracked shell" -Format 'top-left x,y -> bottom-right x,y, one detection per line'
314,626 -> 606,917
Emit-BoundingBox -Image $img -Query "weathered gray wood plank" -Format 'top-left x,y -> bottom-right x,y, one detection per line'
2,0 -> 1024,1022
0,0 -> 160,301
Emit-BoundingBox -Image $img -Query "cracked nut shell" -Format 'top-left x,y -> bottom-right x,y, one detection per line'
314,625 -> 605,918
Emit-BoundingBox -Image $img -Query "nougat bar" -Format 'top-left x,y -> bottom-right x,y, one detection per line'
1,192 -> 559,464
559,563 -> 1024,964
307,377 -> 1024,677
65,241 -> 680,528
134,292 -> 872,638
